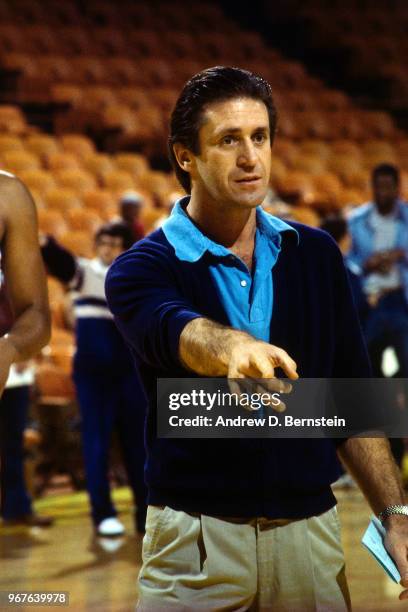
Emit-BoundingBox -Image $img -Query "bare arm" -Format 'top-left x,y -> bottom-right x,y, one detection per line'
179,317 -> 298,379
338,437 -> 408,598
0,174 -> 51,394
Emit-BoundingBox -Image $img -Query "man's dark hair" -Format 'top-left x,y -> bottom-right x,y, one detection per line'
168,66 -> 278,193
320,215 -> 348,244
372,163 -> 399,185
95,221 -> 134,251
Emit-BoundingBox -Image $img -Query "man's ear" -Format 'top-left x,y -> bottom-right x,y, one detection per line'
173,143 -> 195,174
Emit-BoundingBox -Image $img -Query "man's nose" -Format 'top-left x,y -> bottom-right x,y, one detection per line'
237,140 -> 257,168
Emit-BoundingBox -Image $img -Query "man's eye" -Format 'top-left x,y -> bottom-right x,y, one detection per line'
222,136 -> 236,145
253,133 -> 266,144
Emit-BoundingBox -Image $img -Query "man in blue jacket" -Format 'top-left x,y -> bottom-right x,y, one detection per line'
106,67 -> 408,610
348,164 -> 408,378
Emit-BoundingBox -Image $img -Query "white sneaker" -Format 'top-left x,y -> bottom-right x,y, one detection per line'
97,517 -> 125,537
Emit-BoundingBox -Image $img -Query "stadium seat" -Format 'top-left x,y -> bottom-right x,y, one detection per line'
103,170 -> 135,192
272,140 -> 300,166
45,188 -> 82,212
82,153 -> 115,181
25,134 -> 60,159
114,153 -> 149,177
0,135 -> 24,153
66,208 -> 102,233
48,152 -> 81,171
59,231 -> 94,258
38,209 -> 68,238
2,150 -> 40,173
19,169 -> 56,195
60,134 -> 95,159
53,168 -> 96,192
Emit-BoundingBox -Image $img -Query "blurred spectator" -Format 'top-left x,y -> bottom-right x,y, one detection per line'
348,164 -> 408,378
0,363 -> 54,527
41,222 -> 147,536
320,215 -> 368,322
119,191 -> 145,243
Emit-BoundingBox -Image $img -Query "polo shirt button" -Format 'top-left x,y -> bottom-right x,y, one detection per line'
240,280 -> 247,287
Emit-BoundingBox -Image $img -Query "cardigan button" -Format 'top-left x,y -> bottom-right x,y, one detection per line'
240,279 -> 248,287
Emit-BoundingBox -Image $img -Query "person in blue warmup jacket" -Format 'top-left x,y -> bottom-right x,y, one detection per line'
42,222 -> 147,537
106,67 -> 408,609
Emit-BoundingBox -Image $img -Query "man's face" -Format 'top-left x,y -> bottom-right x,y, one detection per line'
373,174 -> 399,213
95,235 -> 124,266
188,97 -> 272,210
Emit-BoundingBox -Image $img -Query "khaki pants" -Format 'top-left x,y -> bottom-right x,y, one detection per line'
137,505 -> 351,612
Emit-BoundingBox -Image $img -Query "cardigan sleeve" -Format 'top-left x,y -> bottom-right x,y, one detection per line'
105,240 -> 202,370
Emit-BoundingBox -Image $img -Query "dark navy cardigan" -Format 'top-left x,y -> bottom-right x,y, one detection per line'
105,221 -> 371,518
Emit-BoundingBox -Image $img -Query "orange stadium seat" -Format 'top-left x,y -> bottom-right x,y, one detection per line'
362,112 -> 396,139
272,140 -> 300,167
104,58 -> 145,86
56,27 -> 94,55
48,152 -> 81,171
50,83 -> 84,107
36,55 -> 74,83
289,206 -> 321,227
38,209 -> 68,238
328,155 -> 363,185
19,169 -> 56,195
114,153 -> 149,177
53,169 -> 97,192
269,155 -> 288,184
299,140 -> 331,160
0,135 -> 24,153
338,188 -> 366,208
24,25 -> 60,54
103,170 -> 135,192
82,153 -> 115,181
66,208 -> 102,233
126,30 -> 160,58
293,154 -> 327,175
82,86 -> 117,110
25,134 -> 60,159
92,28 -> 127,56
312,173 -> 343,211
318,90 -> 351,111
2,150 -> 40,174
82,189 -> 116,219
115,87 -> 151,110
0,25 -> 27,54
296,111 -> 334,140
45,188 -> 82,212
330,140 -> 362,158
70,57 -> 106,85
59,231 -> 94,258
60,135 -> 95,159
276,171 -> 314,204
0,105 -> 29,135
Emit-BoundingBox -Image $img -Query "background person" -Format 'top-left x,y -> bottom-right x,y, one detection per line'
348,163 -> 408,379
41,222 -> 147,537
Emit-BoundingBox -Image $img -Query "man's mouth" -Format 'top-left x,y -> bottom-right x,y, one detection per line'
235,176 -> 261,183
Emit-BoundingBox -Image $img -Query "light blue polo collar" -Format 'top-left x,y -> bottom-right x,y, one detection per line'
163,196 -> 299,262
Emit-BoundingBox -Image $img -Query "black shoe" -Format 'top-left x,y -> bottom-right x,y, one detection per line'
3,514 -> 54,527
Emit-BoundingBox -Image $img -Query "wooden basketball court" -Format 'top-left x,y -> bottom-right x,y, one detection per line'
0,487 -> 405,611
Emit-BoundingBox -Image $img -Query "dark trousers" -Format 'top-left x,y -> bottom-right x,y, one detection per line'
364,290 -> 408,377
73,368 -> 147,527
0,386 -> 32,519
364,289 -> 408,467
